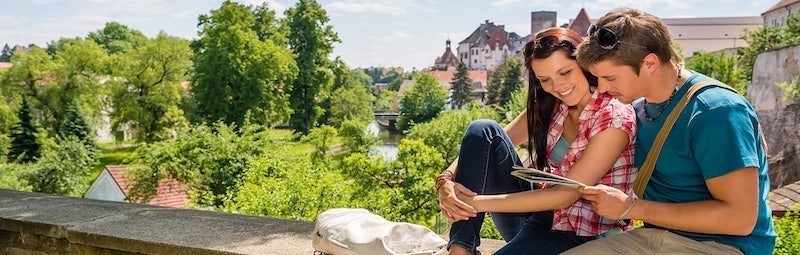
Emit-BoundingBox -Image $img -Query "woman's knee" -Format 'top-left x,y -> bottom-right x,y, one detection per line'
465,119 -> 502,138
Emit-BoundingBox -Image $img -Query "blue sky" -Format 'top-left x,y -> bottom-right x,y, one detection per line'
1,0 -> 777,71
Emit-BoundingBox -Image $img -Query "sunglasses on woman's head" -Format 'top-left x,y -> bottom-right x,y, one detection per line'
527,35 -> 574,61
587,24 -> 648,51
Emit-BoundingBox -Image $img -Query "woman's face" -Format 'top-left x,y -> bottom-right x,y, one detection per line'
531,50 -> 591,107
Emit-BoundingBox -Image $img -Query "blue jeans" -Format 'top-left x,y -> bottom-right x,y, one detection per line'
448,120 -> 595,255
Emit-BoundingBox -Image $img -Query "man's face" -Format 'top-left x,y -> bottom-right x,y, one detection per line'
588,60 -> 646,104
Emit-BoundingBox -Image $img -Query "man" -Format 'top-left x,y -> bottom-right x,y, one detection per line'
564,7 -> 776,255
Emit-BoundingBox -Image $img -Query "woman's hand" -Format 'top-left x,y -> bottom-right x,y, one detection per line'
437,180 -> 478,223
579,184 -> 634,220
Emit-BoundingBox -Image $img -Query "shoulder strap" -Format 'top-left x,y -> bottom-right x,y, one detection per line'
632,81 -> 767,198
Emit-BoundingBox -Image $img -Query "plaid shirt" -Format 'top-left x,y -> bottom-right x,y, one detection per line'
544,91 -> 637,236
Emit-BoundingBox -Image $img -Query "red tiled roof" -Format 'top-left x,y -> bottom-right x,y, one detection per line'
0,62 -> 12,69
770,180 -> 800,217
434,40 -> 459,70
763,0 -> 800,15
568,8 -> 592,37
487,26 -> 511,51
427,70 -> 488,88
105,165 -> 189,208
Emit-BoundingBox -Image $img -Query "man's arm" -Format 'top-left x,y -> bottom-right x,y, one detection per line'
582,167 -> 759,236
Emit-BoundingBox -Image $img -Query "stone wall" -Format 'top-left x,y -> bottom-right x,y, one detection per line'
0,189 -> 504,254
748,45 -> 800,189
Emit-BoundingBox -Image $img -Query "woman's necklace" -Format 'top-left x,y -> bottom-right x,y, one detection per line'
644,65 -> 682,122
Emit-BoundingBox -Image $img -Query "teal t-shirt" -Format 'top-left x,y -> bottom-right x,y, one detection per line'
550,135 -> 570,164
633,72 -> 776,255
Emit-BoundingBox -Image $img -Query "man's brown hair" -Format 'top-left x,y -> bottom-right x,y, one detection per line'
576,7 -> 681,74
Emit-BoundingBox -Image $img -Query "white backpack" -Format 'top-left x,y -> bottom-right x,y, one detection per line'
311,208 -> 447,255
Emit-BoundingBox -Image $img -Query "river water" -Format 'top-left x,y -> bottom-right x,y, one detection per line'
366,120 -> 402,160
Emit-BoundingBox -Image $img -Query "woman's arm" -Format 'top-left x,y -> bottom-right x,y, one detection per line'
466,127 -> 630,213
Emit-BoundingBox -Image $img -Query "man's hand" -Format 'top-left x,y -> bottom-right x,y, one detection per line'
580,184 -> 634,220
437,180 -> 478,223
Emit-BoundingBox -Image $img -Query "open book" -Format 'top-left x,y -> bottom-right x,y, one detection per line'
510,166 -> 586,188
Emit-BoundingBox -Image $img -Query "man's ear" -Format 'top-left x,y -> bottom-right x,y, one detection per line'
640,53 -> 660,76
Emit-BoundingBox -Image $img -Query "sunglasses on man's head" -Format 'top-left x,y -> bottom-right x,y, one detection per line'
587,24 -> 648,51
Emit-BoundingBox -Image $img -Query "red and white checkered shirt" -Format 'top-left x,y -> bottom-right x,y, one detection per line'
544,91 -> 637,236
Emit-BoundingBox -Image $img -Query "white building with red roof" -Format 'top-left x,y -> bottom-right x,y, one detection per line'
457,20 -> 529,70
84,165 -> 188,208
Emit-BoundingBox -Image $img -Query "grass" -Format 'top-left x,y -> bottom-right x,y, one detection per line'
88,142 -> 139,182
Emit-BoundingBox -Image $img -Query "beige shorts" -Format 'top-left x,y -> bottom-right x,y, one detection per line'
560,228 -> 743,255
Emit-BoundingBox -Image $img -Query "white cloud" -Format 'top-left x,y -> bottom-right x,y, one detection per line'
325,1 -> 406,16
579,0 -> 692,14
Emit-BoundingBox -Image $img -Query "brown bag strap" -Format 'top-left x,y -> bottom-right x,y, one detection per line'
632,81 -> 767,198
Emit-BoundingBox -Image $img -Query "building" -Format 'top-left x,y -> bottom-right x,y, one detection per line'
531,11 -> 557,35
433,39 -> 459,71
664,16 -> 762,57
550,8 -> 762,58
84,165 -> 188,208
427,70 -> 489,107
763,0 -> 800,27
567,8 -> 592,37
457,20 -> 529,70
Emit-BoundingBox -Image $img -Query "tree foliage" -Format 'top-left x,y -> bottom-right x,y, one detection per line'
191,1 -> 297,128
450,62 -> 473,109
487,57 -> 523,106
285,0 -> 340,134
111,33 -> 192,142
685,51 -> 747,95
58,100 -> 95,148
25,136 -> 96,196
396,73 -> 447,131
338,119 -> 379,154
8,97 -> 41,163
88,22 -> 148,54
0,44 -> 11,62
408,103 -> 499,162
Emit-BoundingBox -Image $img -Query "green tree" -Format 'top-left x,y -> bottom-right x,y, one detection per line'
302,125 -> 338,159
58,100 -> 95,147
499,57 -> 523,106
374,90 -> 399,112
498,85 -> 528,125
87,22 -> 148,54
408,103 -> 499,162
25,136 -> 95,196
3,47 -> 58,127
388,76 -> 404,91
450,62 -> 473,109
328,85 -> 374,127
111,33 -> 191,142
338,119 -> 379,154
0,44 -> 11,62
486,60 -> 507,105
351,69 -> 373,89
126,121 -> 275,207
396,73 -> 447,131
8,97 -> 41,163
229,155 -> 353,220
253,2 -> 288,47
777,77 -> 800,101
285,0 -> 340,134
191,1 -> 297,128
686,51 -> 747,94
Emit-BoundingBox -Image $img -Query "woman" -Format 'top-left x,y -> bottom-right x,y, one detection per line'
434,27 -> 637,255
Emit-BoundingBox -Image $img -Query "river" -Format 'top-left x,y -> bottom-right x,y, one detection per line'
366,120 -> 403,160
